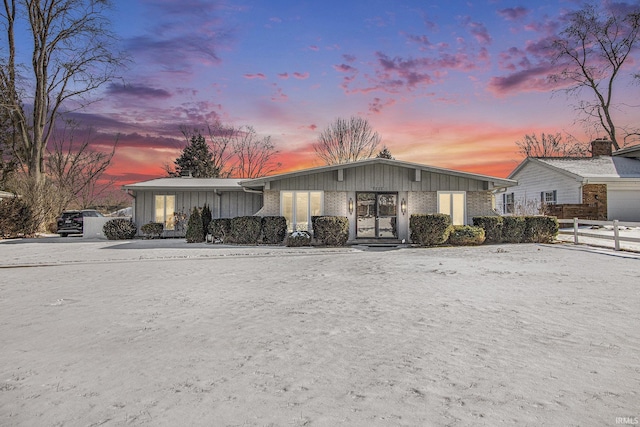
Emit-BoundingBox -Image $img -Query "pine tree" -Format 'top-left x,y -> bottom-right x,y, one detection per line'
376,146 -> 394,159
185,207 -> 204,243
174,134 -> 219,178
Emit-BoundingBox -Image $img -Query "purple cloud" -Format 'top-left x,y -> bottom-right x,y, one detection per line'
244,73 -> 267,79
293,72 -> 310,80
278,72 -> 289,79
106,83 -> 172,99
497,7 -> 530,21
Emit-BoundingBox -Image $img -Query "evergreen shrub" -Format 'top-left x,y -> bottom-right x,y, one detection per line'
103,218 -> 137,240
410,214 -> 452,246
472,216 -> 503,244
501,216 -> 526,243
524,216 -> 559,243
185,207 -> 204,243
314,216 -> 349,246
230,216 -> 262,244
286,231 -> 311,247
140,222 -> 164,239
201,204 -> 212,238
208,218 -> 231,243
261,216 -> 287,244
448,225 -> 486,246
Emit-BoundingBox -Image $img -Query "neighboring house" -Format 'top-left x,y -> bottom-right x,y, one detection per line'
500,140 -> 640,221
124,158 -> 515,243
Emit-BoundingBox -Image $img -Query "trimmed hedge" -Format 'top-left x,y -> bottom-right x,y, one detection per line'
262,216 -> 287,244
524,216 -> 559,243
0,197 -> 36,238
410,214 -> 452,246
501,216 -> 526,243
186,207 -> 204,243
208,218 -> 231,243
311,215 -> 326,240
103,218 -> 137,240
286,231 -> 312,247
448,225 -> 486,246
472,216 -> 503,244
314,216 -> 349,246
140,222 -> 163,239
230,216 -> 262,244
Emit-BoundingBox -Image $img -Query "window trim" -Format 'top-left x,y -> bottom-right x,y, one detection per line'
503,192 -> 515,214
541,190 -> 557,205
280,191 -> 324,232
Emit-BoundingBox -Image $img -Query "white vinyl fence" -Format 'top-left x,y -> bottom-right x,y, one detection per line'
557,218 -> 640,251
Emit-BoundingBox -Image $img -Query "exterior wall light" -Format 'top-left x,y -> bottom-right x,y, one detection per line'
401,198 -> 407,215
348,198 -> 354,214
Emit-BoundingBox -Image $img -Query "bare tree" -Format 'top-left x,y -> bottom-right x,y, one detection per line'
550,2 -> 640,150
516,133 -> 589,158
314,116 -> 381,165
46,121 -> 117,210
0,0 -> 123,185
232,126 -> 281,178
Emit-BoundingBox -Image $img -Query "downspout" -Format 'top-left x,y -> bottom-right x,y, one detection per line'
214,190 -> 222,219
242,187 -> 263,194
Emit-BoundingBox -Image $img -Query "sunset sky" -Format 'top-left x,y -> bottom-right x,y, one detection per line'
14,0 -> 640,185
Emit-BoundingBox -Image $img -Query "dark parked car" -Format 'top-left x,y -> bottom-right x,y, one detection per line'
56,210 -> 103,237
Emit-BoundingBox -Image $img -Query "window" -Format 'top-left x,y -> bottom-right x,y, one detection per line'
503,192 -> 515,214
281,191 -> 323,232
541,190 -> 557,205
155,195 -> 175,230
438,191 -> 466,225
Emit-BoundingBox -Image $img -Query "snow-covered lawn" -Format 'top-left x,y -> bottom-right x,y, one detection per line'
0,239 -> 638,426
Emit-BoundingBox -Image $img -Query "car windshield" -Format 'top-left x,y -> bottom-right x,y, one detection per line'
61,211 -> 81,219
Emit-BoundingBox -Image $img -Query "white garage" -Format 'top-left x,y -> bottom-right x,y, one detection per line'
608,189 -> 640,222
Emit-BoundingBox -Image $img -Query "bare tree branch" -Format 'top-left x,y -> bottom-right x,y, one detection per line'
314,116 -> 381,165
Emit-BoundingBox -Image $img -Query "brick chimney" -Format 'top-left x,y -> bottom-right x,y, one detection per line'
591,139 -> 613,157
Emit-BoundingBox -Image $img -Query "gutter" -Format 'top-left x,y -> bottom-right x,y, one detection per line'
242,187 -> 263,195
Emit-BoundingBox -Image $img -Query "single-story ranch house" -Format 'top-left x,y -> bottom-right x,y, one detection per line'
498,140 -> 640,221
123,158 -> 516,243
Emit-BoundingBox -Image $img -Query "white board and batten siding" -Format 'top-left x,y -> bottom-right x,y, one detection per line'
505,161 -> 581,214
267,163 -> 489,193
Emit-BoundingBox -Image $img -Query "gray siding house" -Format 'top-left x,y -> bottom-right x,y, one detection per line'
124,158 -> 515,242
499,140 -> 640,221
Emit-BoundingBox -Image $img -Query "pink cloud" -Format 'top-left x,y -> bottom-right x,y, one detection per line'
333,64 -> 356,73
343,54 -> 356,63
487,65 -> 560,96
293,72 -> 309,80
368,97 -> 396,114
244,73 -> 266,79
308,45 -> 319,51
278,72 -> 289,79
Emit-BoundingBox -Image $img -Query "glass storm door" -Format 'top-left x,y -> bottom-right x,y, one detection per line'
356,193 -> 398,238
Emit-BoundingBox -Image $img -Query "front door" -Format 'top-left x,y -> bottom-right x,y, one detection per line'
356,192 -> 398,238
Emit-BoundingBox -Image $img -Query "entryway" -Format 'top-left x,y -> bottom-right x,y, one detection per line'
356,192 -> 398,239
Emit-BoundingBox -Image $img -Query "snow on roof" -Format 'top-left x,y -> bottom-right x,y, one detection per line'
122,177 -> 244,191
536,156 -> 640,179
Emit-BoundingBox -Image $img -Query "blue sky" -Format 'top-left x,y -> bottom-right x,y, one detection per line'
14,0 -> 640,183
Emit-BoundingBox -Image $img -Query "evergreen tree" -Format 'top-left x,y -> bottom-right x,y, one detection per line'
376,146 -> 394,159
185,207 -> 204,243
201,204 -> 212,238
174,134 -> 219,178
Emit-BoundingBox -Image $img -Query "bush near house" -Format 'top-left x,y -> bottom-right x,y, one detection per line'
501,216 -> 526,243
410,214 -> 452,246
103,218 -> 137,240
208,218 -> 231,243
185,207 -> 204,243
230,216 -> 262,244
314,216 -> 349,246
448,225 -> 486,246
311,215 -> 327,240
140,222 -> 164,239
0,197 -> 36,238
201,204 -> 212,238
262,216 -> 287,244
524,216 -> 559,243
472,216 -> 503,244
286,231 -> 312,247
